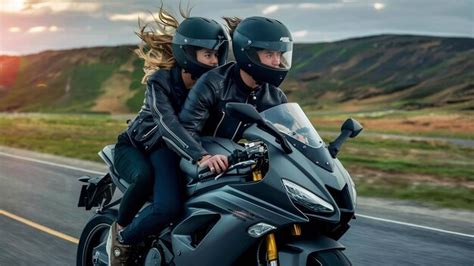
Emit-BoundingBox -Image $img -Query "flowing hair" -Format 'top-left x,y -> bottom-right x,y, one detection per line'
222,16 -> 242,37
135,3 -> 191,83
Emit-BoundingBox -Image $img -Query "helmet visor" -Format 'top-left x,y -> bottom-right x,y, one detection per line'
173,31 -> 228,51
248,48 -> 292,70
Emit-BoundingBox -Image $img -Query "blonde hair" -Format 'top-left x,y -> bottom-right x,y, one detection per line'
135,3 -> 191,83
222,17 -> 242,37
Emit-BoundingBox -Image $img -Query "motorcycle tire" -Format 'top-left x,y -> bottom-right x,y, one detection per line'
307,249 -> 351,266
76,211 -> 117,266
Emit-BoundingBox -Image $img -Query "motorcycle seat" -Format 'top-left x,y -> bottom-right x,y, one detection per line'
98,144 -> 131,193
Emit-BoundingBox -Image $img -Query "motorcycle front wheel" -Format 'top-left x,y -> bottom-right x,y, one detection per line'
307,249 -> 351,266
76,211 -> 116,266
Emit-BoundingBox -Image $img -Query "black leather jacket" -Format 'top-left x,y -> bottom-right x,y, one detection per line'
121,66 -> 207,161
177,62 -> 288,156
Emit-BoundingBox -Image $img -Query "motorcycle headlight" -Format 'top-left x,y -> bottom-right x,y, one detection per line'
282,179 -> 334,214
346,175 -> 357,207
350,180 -> 357,207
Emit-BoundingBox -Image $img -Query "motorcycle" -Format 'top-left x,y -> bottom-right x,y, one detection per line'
76,102 -> 362,266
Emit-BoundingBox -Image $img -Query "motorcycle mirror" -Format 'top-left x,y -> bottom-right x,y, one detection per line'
328,118 -> 363,158
226,103 -> 265,125
341,118 -> 363,138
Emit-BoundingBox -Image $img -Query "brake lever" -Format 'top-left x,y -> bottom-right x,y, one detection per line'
214,159 -> 256,180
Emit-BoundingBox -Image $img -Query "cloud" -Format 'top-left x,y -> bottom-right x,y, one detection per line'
24,1 -> 101,14
374,3 -> 385,10
28,26 -> 47,33
262,4 -> 280,15
9,27 -> 22,33
108,12 -> 154,22
297,3 -> 344,10
292,30 -> 308,38
262,2 -> 344,15
2,0 -> 472,56
1,0 -> 26,13
49,26 -> 61,32
27,25 -> 62,33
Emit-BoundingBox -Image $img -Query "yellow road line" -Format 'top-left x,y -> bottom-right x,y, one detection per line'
0,209 -> 79,244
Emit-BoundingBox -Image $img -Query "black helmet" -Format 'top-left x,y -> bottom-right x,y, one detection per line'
172,17 -> 229,78
232,16 -> 293,87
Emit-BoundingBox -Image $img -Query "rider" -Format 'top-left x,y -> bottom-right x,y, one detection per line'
107,8 -> 229,265
165,16 -> 293,173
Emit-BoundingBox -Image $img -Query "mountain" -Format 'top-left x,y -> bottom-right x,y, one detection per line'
0,35 -> 473,114
286,35 -> 474,110
0,46 -> 141,113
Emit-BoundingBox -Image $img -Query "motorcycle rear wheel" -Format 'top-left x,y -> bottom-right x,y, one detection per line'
307,249 -> 351,266
76,211 -> 116,266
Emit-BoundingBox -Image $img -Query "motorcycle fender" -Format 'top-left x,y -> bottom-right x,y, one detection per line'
278,236 -> 345,266
77,174 -> 112,210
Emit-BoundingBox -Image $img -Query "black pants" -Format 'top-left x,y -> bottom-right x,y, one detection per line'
121,147 -> 183,244
114,134 -> 154,227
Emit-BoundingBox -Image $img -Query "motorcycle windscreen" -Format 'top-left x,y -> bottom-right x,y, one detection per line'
260,103 -> 324,149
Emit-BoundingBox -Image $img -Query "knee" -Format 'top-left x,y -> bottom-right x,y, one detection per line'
131,169 -> 153,187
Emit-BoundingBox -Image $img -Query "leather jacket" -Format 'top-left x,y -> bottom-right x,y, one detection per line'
122,66 -> 207,161
176,62 -> 288,156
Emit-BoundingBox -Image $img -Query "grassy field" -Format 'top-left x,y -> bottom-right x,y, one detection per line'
308,108 -> 474,140
0,112 -> 473,210
0,113 -> 125,161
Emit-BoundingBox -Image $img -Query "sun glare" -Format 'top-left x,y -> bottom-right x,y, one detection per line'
1,0 -> 25,12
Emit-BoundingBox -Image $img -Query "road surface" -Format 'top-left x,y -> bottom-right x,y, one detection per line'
1,147 -> 473,265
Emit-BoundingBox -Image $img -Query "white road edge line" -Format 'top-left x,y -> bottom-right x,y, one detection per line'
357,214 -> 474,238
1,151 -> 473,239
0,151 -> 104,175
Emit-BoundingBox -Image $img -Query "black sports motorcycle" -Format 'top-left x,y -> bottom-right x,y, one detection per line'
77,102 -> 362,266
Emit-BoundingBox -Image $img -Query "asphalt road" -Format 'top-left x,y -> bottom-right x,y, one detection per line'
1,147 -> 473,266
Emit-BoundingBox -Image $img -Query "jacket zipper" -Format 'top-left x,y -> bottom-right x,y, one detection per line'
162,136 -> 192,161
213,111 -> 226,137
141,125 -> 158,140
230,93 -> 251,141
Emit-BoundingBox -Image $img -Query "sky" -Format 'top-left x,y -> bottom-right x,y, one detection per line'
0,0 -> 473,55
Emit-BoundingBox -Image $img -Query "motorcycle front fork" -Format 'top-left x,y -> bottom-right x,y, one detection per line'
253,170 -> 302,266
265,224 -> 302,266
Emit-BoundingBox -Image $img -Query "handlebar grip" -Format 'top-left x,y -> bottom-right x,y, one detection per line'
197,166 -> 213,180
197,149 -> 250,180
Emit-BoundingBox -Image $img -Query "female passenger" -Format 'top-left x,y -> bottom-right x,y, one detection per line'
106,7 -> 229,265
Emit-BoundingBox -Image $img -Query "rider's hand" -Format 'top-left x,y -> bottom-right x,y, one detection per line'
198,155 -> 211,166
199,154 -> 229,174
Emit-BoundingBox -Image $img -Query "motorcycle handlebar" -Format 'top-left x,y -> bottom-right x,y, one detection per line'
197,153 -> 236,180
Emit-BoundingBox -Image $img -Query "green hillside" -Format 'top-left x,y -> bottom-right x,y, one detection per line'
0,35 -> 473,114
0,46 -> 144,113
286,35 -> 474,110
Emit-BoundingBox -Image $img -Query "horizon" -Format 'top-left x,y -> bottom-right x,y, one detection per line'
1,0 -> 472,55
1,33 -> 473,57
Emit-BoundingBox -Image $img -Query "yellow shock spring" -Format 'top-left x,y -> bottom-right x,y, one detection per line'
252,169 -> 262,181
290,224 -> 302,236
266,233 -> 278,263
253,169 -> 278,264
